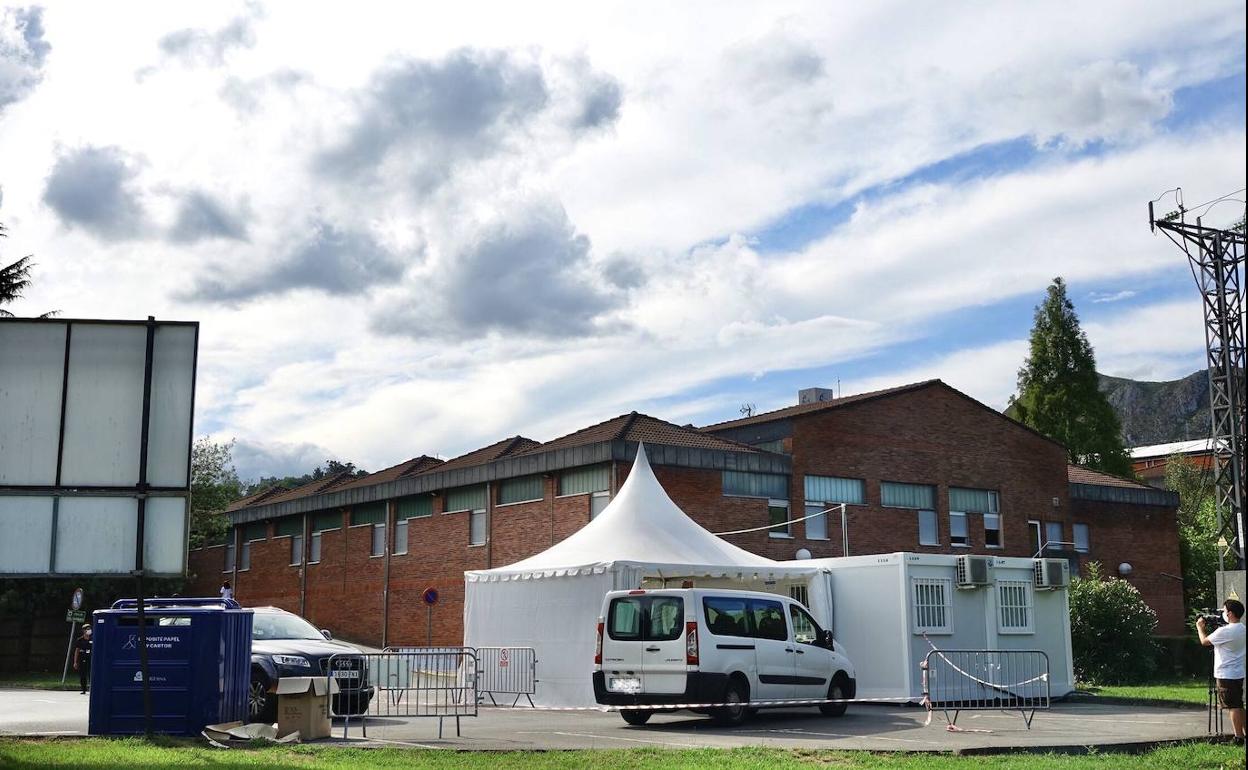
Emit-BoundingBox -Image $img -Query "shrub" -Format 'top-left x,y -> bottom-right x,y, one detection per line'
1070,562 -> 1159,684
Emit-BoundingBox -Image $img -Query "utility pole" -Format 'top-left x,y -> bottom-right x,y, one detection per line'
1149,191 -> 1246,572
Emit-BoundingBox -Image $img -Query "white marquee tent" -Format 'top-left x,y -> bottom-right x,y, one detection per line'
463,444 -> 820,706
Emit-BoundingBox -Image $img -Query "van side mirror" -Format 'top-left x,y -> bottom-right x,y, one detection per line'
321,629 -> 333,640
819,629 -> 834,648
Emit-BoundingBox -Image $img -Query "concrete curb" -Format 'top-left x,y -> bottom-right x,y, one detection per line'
1064,692 -> 1205,711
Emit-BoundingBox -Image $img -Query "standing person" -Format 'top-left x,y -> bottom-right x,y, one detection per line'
72,626 -> 92,695
219,580 -> 233,601
1198,598 -> 1245,744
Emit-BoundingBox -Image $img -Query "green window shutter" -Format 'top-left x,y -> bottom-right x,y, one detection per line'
275,516 -> 303,537
558,465 -> 610,495
499,475 -> 544,505
722,471 -> 789,499
397,495 -> 433,519
351,502 -> 387,526
804,475 -> 865,505
312,511 -> 343,532
242,521 -> 268,541
881,482 -> 935,509
949,487 -> 998,513
445,485 -> 487,512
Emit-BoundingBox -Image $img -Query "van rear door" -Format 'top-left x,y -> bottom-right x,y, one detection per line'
601,594 -> 646,696
641,594 -> 687,694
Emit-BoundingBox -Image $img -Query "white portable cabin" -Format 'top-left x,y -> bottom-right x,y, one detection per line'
793,552 -> 1074,702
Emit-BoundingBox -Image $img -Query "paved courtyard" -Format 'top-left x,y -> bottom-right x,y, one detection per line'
0,688 -> 1219,753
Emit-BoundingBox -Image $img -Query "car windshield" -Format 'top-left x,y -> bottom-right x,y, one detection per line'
253,612 -> 324,641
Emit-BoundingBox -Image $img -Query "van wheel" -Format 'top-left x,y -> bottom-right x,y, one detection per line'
819,677 -> 848,717
620,709 -> 653,726
713,679 -> 750,726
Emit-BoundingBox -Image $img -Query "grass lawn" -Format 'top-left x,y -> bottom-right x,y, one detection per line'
0,672 -> 78,691
1079,678 -> 1209,706
0,738 -> 1243,770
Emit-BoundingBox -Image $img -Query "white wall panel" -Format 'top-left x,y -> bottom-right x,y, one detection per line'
59,325 -> 146,486
145,325 -> 195,487
0,323 -> 66,485
0,497 -> 54,573
55,497 -> 137,573
143,497 -> 187,574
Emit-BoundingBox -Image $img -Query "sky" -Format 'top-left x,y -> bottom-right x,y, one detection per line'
1,1 -> 1244,481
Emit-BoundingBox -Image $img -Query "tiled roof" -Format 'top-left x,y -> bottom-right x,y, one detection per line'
700,380 -> 941,431
333,455 -> 444,492
231,471 -> 358,511
433,436 -> 542,473
519,412 -> 763,455
1067,465 -> 1152,490
225,485 -> 286,512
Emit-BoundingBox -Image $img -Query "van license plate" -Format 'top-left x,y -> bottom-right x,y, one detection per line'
609,677 -> 641,694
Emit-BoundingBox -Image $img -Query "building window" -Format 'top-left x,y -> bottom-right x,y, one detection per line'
949,487 -> 998,515
397,495 -> 433,519
1028,520 -> 1042,556
351,502 -> 386,527
997,580 -> 1034,633
1073,523 -> 1090,553
789,584 -> 809,607
912,578 -> 953,634
224,540 -> 235,572
949,511 -> 969,546
804,504 -> 828,540
558,464 -> 610,496
918,510 -> 938,546
723,471 -> 789,499
804,475 -> 865,505
309,532 -> 322,564
768,499 -> 791,538
1045,522 -> 1063,552
243,521 -> 267,542
590,490 -> 611,520
290,535 -> 303,566
498,475 -> 543,505
240,541 -> 251,571
469,509 -> 488,545
754,439 -> 788,454
446,485 -> 488,513
371,523 -> 386,557
881,481 -> 936,509
984,513 -> 1002,548
394,519 -> 408,555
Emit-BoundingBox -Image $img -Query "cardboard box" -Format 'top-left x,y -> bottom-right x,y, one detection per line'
274,677 -> 338,740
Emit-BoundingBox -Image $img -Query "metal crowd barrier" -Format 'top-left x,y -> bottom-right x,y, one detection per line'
326,649 -> 478,738
475,647 -> 538,707
921,649 -> 1050,728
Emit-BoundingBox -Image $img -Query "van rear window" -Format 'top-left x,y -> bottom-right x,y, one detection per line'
607,596 -> 684,641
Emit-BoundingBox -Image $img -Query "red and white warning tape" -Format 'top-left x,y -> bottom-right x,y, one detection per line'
515,695 -> 917,712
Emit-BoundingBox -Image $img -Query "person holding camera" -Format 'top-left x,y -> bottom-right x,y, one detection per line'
1198,598 -> 1245,743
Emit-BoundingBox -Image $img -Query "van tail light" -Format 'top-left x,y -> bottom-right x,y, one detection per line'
594,621 -> 604,665
685,621 -> 699,665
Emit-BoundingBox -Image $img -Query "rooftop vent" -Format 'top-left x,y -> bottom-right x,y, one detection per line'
799,387 -> 837,405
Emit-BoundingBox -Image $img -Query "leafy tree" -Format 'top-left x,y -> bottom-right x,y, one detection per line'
1010,277 -> 1133,476
0,223 -> 55,318
1069,561 -> 1159,684
189,437 -> 244,549
249,459 -> 368,493
1163,454 -> 1219,612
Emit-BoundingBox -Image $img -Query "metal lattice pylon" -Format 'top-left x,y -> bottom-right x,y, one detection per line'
1149,200 -> 1246,569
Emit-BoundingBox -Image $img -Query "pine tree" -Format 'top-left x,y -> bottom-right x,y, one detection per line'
0,222 -> 55,317
1012,277 -> 1134,476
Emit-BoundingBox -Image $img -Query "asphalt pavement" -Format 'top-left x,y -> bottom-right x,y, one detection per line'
0,687 -> 1219,752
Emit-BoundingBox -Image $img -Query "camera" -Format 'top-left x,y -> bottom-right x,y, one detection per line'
1196,609 -> 1226,630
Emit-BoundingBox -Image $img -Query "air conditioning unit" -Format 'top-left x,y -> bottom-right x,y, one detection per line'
955,555 -> 992,588
1034,558 -> 1070,590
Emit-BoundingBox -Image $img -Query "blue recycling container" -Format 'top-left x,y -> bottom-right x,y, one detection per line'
88,598 -> 253,736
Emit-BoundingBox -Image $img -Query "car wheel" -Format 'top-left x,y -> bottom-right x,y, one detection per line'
620,709 -> 653,726
819,677 -> 848,717
247,673 -> 276,724
712,678 -> 750,726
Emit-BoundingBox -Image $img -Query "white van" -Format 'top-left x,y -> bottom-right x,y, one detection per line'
592,588 -> 856,725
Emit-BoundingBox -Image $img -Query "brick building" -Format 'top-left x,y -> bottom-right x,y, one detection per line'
1129,438 -> 1215,488
188,379 -> 1184,644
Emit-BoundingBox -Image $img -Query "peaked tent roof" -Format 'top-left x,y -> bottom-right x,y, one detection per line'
467,444 -> 807,581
